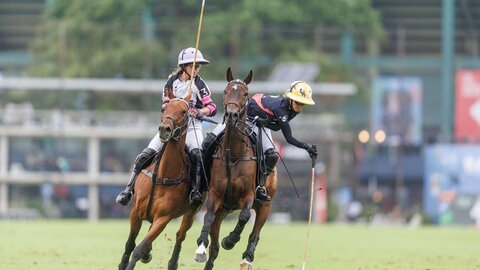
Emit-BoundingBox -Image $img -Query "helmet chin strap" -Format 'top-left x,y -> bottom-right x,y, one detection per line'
182,66 -> 193,80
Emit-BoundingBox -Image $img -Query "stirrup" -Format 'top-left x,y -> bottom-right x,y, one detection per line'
189,190 -> 202,205
255,186 -> 271,202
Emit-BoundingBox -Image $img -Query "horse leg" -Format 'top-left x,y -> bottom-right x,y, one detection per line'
167,210 -> 196,270
241,203 -> 272,268
126,216 -> 172,270
139,224 -> 153,264
203,208 -> 228,270
222,204 -> 252,250
195,198 -> 222,262
118,209 -> 142,270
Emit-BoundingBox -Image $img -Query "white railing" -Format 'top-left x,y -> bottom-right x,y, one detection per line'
0,77 -> 355,220
0,77 -> 357,95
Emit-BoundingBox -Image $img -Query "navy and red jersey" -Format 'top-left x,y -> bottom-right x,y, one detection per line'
162,74 -> 217,116
247,94 -> 306,149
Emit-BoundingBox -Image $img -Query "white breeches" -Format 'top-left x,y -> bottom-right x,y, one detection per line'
210,121 -> 274,152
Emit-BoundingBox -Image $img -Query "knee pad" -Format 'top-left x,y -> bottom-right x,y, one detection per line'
133,148 -> 157,173
202,132 -> 217,151
189,148 -> 203,163
264,148 -> 279,174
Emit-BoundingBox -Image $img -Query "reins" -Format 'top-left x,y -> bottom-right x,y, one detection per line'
145,100 -> 190,222
146,142 -> 167,222
218,81 -> 256,207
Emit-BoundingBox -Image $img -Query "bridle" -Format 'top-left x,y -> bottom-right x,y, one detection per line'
160,98 -> 190,142
218,79 -> 256,208
223,79 -> 248,126
219,79 -> 254,160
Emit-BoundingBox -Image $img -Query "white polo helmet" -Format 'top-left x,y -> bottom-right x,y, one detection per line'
177,47 -> 209,66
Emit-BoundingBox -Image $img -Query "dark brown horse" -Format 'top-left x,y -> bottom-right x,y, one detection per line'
194,68 -> 278,270
118,97 -> 202,270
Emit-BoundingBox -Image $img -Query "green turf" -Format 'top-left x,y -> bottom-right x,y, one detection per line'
0,219 -> 479,270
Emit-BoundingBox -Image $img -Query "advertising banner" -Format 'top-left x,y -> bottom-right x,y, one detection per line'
424,145 -> 480,225
371,76 -> 422,145
455,70 -> 480,141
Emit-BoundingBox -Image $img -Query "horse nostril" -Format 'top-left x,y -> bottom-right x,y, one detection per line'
225,111 -> 240,126
227,112 -> 239,120
159,125 -> 171,136
159,125 -> 172,142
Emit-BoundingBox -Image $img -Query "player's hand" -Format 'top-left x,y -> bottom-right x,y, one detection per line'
304,144 -> 318,159
188,108 -> 200,117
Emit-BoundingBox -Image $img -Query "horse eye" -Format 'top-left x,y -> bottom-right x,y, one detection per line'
244,93 -> 248,97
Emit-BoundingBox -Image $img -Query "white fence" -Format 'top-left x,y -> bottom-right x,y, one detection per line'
0,77 -> 355,221
0,125 -> 152,221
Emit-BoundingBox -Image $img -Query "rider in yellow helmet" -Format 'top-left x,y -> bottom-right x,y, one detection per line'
203,81 -> 317,202
285,80 -> 316,105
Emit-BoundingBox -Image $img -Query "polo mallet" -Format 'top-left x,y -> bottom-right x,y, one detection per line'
187,0 -> 206,96
187,0 -> 209,194
302,145 -> 317,270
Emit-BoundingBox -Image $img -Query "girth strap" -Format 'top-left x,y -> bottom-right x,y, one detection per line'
141,169 -> 187,186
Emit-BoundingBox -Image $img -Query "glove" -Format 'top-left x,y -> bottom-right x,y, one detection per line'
188,108 -> 200,117
304,144 -> 318,159
252,116 -> 268,126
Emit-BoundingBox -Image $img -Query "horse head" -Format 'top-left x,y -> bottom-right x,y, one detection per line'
223,67 -> 253,127
158,98 -> 189,143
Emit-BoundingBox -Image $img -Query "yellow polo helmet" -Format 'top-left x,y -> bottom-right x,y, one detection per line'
285,81 -> 315,105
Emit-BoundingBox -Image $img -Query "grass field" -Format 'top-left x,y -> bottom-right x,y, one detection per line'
0,219 -> 479,270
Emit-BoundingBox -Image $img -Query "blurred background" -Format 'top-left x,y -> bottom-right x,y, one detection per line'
0,0 -> 479,227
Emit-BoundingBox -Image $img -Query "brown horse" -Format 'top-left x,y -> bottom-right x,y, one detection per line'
194,68 -> 278,270
118,98 -> 202,270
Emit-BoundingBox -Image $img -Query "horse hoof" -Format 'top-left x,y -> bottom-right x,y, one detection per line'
194,253 -> 207,262
167,261 -> 178,270
221,237 -> 235,250
194,244 -> 207,262
118,262 -> 127,270
141,253 -> 152,264
239,258 -> 253,270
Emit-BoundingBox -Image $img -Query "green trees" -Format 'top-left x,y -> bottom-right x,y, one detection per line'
29,0 -> 382,80
29,0 -> 166,78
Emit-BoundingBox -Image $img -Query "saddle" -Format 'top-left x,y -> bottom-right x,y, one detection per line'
141,148 -> 191,186
203,125 -> 264,183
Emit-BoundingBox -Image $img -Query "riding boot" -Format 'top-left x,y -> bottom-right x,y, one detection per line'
189,148 -> 204,205
116,148 -> 157,206
255,148 -> 279,202
202,132 -> 217,152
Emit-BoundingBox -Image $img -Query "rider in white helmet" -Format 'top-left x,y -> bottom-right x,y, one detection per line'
116,47 -> 216,206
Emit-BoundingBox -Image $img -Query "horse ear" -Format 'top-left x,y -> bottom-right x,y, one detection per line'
226,67 -> 234,82
184,90 -> 192,104
243,70 -> 253,85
